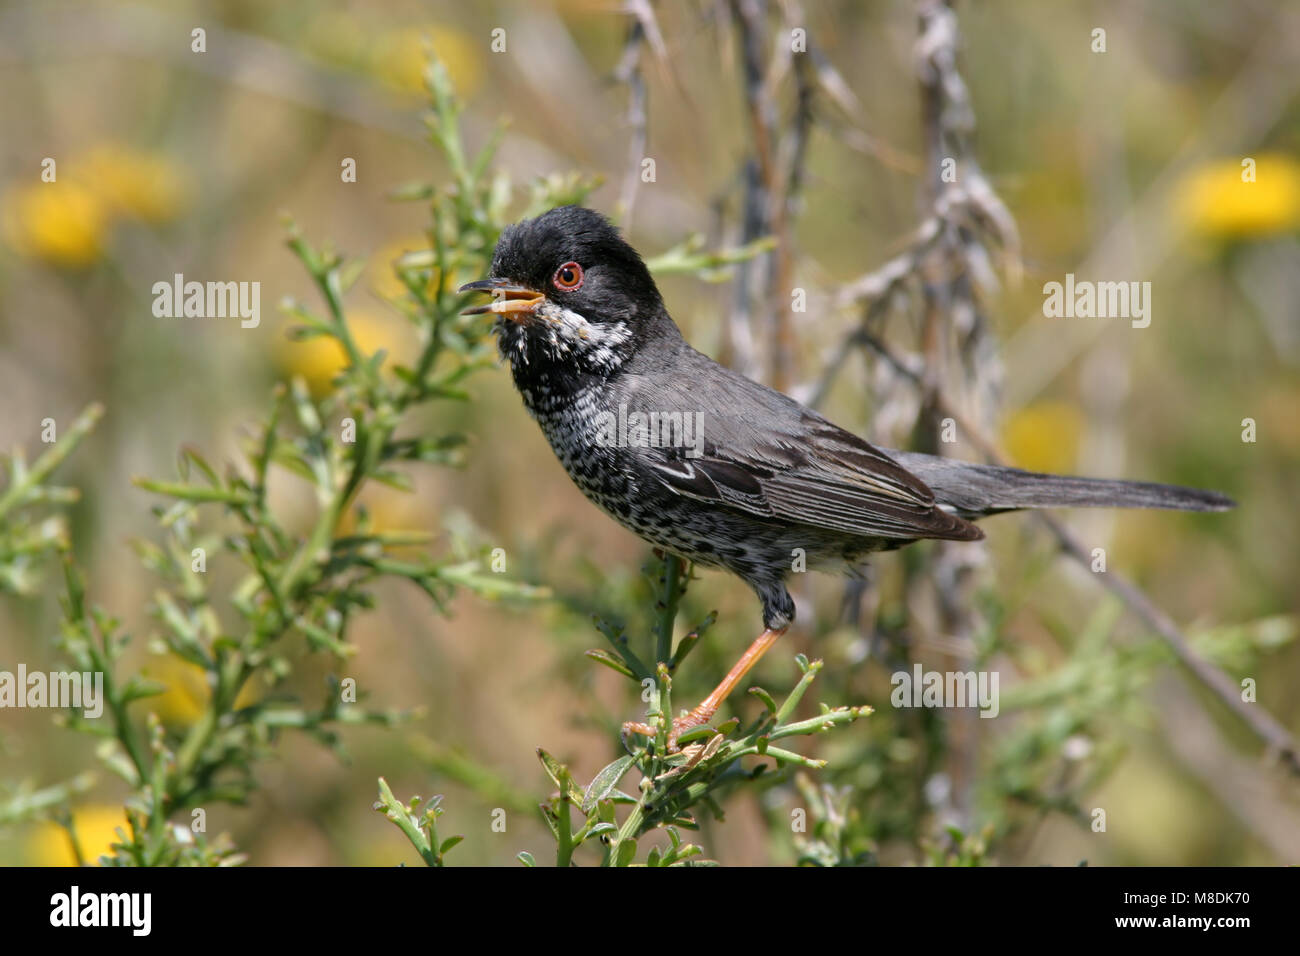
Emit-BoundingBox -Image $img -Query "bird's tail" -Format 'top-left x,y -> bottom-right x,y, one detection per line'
886,450 -> 1235,520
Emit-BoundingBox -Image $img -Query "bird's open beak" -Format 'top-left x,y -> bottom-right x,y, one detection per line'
458,278 -> 544,322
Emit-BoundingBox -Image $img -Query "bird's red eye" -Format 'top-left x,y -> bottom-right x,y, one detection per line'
553,261 -> 584,291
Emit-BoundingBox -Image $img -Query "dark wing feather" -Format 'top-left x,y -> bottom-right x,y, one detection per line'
648,455 -> 773,514
649,410 -> 982,543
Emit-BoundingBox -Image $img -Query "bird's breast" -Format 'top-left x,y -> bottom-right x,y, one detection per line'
520,383 -> 620,475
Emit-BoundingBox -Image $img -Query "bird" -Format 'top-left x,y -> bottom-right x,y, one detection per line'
460,205 -> 1234,751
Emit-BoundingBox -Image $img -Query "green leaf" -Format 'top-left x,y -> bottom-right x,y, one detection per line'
748,686 -> 778,715
536,749 -> 583,805
538,802 -> 559,839
583,755 -> 635,813
614,837 -> 638,867
584,648 -> 635,679
179,446 -> 221,486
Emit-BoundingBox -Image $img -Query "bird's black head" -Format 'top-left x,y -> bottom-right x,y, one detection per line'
460,206 -> 670,377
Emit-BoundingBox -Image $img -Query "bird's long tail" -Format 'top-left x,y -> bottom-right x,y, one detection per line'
886,450 -> 1235,519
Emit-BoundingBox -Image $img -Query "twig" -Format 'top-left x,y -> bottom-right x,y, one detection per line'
615,12 -> 649,228
727,0 -> 777,385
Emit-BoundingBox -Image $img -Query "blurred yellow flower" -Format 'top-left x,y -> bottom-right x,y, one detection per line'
276,310 -> 417,395
1001,401 -> 1083,474
2,180 -> 108,267
26,805 -> 128,866
374,24 -> 482,96
144,658 -> 208,725
368,235 -> 461,301
2,144 -> 189,267
370,235 -> 428,300
79,145 -> 190,224
343,482 -> 435,537
143,656 -> 261,726
302,11 -> 371,68
1174,153 -> 1300,239
304,15 -> 482,97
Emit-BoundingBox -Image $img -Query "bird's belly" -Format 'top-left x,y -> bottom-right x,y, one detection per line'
525,395 -> 727,563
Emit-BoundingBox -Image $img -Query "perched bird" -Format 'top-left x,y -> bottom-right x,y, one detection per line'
461,205 -> 1233,750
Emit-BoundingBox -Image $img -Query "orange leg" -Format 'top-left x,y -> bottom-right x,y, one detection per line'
623,626 -> 788,752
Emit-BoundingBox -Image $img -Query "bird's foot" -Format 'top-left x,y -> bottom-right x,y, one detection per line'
621,703 -> 717,754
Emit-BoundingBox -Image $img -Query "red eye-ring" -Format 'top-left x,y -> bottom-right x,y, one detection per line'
553,261 -> 584,291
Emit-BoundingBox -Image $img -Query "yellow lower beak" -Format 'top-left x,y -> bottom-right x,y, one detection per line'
459,280 -> 544,321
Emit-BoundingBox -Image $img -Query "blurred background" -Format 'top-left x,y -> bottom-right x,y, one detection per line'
1,0 -> 1298,866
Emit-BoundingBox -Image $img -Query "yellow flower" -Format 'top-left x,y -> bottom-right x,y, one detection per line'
1173,154 -> 1300,239
142,656 -> 261,727
374,25 -> 482,96
369,236 -> 428,300
302,11 -> 371,68
343,482 -> 434,537
26,805 -> 129,866
1001,401 -> 1084,475
368,236 -> 461,301
304,15 -> 482,97
2,180 -> 109,267
78,145 -> 189,224
143,657 -> 208,725
275,310 -> 417,395
2,144 -> 188,267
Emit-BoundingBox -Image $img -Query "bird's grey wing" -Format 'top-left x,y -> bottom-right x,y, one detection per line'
633,360 -> 981,543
